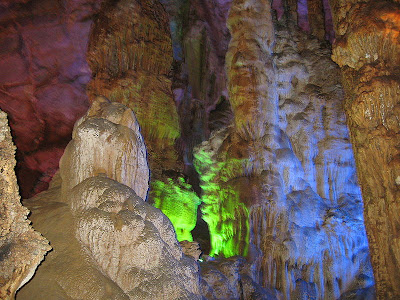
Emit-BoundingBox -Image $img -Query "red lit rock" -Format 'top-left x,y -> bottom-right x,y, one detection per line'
0,0 -> 100,197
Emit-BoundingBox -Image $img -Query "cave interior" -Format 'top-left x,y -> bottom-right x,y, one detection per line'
1,0 -> 400,299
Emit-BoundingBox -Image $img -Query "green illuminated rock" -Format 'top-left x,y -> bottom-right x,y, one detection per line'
152,177 -> 201,242
194,127 -> 250,257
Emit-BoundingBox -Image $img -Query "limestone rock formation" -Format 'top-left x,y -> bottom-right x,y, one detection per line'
87,0 -> 181,180
179,240 -> 202,260
60,96 -> 149,200
0,110 -> 50,299
226,0 -> 276,141
194,0 -> 374,298
200,256 -> 277,299
330,0 -> 400,298
4,0 -> 400,298
18,99 -> 202,300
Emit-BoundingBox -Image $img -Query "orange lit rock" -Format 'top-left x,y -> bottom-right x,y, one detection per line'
330,0 -> 400,298
226,0 -> 276,141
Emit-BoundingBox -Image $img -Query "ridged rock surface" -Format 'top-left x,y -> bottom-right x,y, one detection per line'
200,256 -> 277,300
0,110 -> 50,299
87,0 -> 181,180
194,0 -> 374,299
59,96 -> 149,200
330,0 -> 400,298
17,99 -> 202,300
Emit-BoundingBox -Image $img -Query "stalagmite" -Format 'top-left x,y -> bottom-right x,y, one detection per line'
0,110 -> 50,299
2,0 -> 397,298
17,99 -> 202,300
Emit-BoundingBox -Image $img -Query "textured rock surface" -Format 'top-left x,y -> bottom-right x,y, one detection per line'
87,0 -> 181,181
60,96 -> 149,199
200,256 -> 277,300
3,0 -> 398,298
161,0 -> 233,190
0,0 -> 102,197
179,240 -> 202,260
330,0 -> 400,298
194,0 -> 374,298
18,100 -> 202,300
0,110 -> 50,299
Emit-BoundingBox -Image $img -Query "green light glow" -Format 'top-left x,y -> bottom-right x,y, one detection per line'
202,186 -> 249,257
194,146 -> 250,257
108,76 -> 181,142
151,177 -> 201,242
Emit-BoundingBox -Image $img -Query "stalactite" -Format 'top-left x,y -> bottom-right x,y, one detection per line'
308,0 -> 325,39
87,0 -> 180,147
194,0 -> 373,298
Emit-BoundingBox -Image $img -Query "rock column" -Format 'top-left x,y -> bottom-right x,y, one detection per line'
330,0 -> 400,298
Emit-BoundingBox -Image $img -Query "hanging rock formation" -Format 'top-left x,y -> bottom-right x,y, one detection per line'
87,0 -> 181,180
0,110 -> 50,299
3,0 -> 400,298
194,0 -> 374,298
17,99 -> 202,300
160,0 -> 233,192
330,0 -> 400,298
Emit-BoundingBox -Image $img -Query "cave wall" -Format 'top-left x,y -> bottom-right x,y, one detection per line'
0,0 -> 102,198
329,0 -> 400,298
